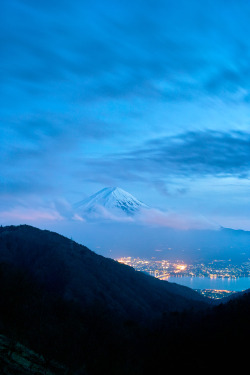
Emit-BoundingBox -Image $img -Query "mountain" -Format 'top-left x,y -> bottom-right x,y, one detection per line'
0,334 -> 66,375
0,225 -> 249,373
0,225 -> 209,321
74,187 -> 149,216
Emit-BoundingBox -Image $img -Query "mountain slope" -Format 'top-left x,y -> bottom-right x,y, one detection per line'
0,334 -> 66,375
0,225 -> 209,321
74,187 -> 149,216
1,225 -> 250,373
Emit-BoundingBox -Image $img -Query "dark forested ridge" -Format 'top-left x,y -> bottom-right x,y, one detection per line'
0,224 -> 208,319
0,225 -> 249,374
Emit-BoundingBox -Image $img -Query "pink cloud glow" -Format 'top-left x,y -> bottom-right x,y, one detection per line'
0,208 -> 63,223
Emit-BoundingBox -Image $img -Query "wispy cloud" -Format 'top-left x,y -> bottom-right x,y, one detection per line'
80,205 -> 134,223
79,130 -> 250,184
0,196 -> 217,230
137,208 -> 219,230
0,196 -> 88,225
2,0 -> 250,106
0,208 -> 62,222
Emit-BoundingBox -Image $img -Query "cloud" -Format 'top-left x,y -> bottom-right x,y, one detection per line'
138,130 -> 250,176
81,130 -> 250,183
0,208 -> 63,223
75,204 -> 220,230
0,187 -> 220,230
76,204 -> 134,223
3,0 -> 250,106
0,110 -> 125,198
0,198 -> 77,224
52,198 -> 75,219
137,208 -> 219,230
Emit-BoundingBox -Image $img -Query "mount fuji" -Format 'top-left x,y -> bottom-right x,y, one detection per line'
74,187 -> 149,217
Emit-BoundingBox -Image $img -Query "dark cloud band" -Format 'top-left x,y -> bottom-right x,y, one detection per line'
84,130 -> 250,180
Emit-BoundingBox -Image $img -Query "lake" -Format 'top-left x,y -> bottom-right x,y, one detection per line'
165,276 -> 250,291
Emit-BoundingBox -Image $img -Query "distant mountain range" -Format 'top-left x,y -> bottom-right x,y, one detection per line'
57,187 -> 250,263
74,187 -> 149,217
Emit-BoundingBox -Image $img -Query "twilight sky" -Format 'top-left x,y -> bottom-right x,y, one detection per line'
2,0 -> 250,231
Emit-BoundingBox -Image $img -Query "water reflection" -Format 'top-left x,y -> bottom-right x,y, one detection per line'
164,276 -> 250,291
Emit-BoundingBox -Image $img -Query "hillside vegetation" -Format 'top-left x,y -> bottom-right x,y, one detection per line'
0,225 -> 249,373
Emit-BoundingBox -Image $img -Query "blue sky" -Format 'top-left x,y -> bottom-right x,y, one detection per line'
2,0 -> 250,230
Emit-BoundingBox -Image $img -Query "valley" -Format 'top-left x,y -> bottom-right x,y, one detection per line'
0,225 -> 249,373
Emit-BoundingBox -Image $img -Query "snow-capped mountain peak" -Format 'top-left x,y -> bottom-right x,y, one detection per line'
74,187 -> 149,216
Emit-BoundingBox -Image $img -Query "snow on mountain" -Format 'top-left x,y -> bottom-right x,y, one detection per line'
74,187 -> 149,217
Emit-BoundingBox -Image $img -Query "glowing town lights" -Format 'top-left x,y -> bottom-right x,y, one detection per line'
116,257 -> 250,280
210,274 -> 217,279
175,264 -> 187,272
